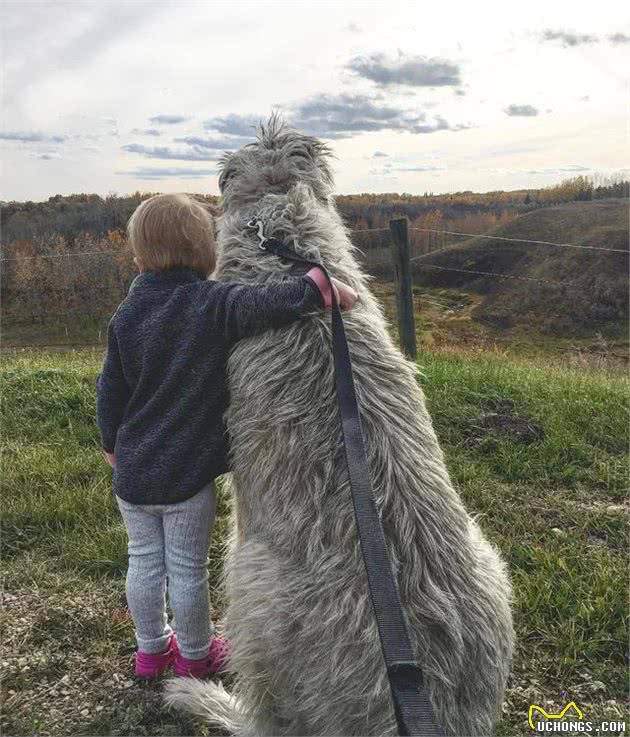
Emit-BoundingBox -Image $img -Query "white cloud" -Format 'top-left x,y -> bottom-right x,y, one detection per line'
505,104 -> 539,117
347,53 -> 461,87
0,131 -> 67,143
148,114 -> 190,125
131,128 -> 161,136
540,29 -> 598,47
116,166 -> 217,180
121,143 -> 223,162
525,164 -> 591,175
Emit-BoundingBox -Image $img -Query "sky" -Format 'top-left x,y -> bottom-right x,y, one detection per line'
1,0 -> 629,201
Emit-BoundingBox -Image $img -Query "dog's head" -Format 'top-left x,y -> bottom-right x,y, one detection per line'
216,116 -> 366,293
218,114 -> 334,212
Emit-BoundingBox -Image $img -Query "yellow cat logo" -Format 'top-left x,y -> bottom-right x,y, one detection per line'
528,702 -> 584,730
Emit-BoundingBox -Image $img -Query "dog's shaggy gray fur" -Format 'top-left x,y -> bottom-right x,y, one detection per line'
165,117 -> 514,736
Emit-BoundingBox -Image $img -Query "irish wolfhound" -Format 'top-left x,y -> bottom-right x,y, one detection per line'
165,118 -> 514,736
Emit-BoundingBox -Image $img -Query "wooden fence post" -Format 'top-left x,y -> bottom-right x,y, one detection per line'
389,217 -> 417,360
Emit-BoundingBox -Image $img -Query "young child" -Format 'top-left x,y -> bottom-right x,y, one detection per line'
97,193 -> 356,679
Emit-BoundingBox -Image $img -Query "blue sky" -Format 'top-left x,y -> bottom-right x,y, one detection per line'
1,0 -> 628,200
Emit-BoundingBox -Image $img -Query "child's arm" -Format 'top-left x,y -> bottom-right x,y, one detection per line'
198,268 -> 357,344
96,321 -> 131,456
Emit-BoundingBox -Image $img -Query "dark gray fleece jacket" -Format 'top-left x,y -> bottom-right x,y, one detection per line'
96,268 -> 323,505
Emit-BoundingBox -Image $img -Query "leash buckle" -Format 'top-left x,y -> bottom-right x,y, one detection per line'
247,218 -> 268,251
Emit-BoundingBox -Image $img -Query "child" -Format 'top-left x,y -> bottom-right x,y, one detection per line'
97,193 -> 356,679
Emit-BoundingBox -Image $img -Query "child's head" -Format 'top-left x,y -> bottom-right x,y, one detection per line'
127,193 -> 216,276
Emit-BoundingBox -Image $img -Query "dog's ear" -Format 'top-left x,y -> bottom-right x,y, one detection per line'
218,153 -> 237,194
302,137 -> 331,163
303,137 -> 334,188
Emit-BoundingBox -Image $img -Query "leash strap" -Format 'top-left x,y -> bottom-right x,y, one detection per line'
252,228 -> 441,737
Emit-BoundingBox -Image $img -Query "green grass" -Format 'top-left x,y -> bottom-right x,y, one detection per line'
1,313 -> 111,348
1,348 -> 628,736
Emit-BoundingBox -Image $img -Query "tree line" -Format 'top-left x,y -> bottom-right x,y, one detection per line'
1,176 -> 627,324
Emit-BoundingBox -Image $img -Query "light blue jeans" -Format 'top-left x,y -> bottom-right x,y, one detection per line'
116,483 -> 216,659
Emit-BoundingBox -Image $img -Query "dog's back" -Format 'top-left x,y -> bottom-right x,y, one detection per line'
165,121 -> 513,736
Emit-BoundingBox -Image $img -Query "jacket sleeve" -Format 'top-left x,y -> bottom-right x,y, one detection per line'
195,275 -> 325,345
96,321 -> 131,452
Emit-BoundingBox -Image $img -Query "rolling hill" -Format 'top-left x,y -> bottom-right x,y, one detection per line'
411,199 -> 629,336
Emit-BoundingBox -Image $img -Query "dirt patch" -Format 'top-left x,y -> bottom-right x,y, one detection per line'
0,586 -> 210,736
460,398 -> 544,448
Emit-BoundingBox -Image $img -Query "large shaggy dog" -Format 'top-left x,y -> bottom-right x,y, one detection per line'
166,119 -> 514,735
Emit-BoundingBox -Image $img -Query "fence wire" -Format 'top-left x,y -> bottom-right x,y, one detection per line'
408,258 -> 575,288
1,221 -> 627,350
408,227 -> 627,254
2,224 -> 626,261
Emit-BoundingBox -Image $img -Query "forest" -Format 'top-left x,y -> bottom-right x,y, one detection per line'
1,175 -> 628,330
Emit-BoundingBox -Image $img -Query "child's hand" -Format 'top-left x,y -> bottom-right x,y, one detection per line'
330,278 -> 358,311
306,268 -> 358,311
103,451 -> 116,468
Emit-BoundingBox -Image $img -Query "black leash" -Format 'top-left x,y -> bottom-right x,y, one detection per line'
247,219 -> 442,737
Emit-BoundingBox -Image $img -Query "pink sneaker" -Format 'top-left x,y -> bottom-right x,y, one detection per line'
173,636 -> 231,678
134,634 -> 178,679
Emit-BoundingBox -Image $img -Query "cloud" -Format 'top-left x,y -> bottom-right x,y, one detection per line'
288,93 -> 470,138
393,165 -> 445,172
372,151 -> 389,158
196,98 -> 471,143
122,133 -> 248,161
541,29 -> 598,47
505,104 -> 539,117
558,164 -> 591,171
173,135 -> 251,150
541,29 -> 630,47
346,52 -> 461,87
115,166 -> 216,180
131,128 -> 161,136
370,160 -> 444,176
369,169 -> 398,178
525,164 -> 591,175
413,116 -> 464,134
203,113 -> 259,137
0,131 -> 67,143
148,114 -> 189,125
121,143 -> 223,161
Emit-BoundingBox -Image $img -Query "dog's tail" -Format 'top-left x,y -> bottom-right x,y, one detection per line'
164,678 -> 244,733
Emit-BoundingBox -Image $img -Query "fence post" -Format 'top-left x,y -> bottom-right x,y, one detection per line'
389,217 -> 417,360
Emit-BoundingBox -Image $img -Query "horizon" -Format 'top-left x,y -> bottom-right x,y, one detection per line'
2,172 -> 627,206
2,0 -> 629,201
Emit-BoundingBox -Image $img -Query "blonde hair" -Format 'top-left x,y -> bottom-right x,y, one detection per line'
127,193 -> 216,275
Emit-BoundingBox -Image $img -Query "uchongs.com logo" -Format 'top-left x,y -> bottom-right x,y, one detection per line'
528,702 -> 626,734
529,702 -> 584,731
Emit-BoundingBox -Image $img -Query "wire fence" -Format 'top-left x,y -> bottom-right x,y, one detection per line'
409,227 -> 627,253
408,261 -> 574,288
1,220 -> 628,352
0,249 -> 115,262
352,224 -> 626,290
351,225 -> 627,253
2,224 -> 625,262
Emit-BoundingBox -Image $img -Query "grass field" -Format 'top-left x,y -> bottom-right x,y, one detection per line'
1,346 -> 628,736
